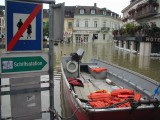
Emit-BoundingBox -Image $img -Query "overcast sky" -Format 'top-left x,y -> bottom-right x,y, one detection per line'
1,0 -> 130,15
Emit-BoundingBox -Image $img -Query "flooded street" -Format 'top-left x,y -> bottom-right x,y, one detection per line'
1,42 -> 160,119
54,43 -> 160,82
56,42 -> 160,119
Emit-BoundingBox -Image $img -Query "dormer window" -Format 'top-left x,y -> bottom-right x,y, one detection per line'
103,11 -> 106,15
80,9 -> 84,14
91,9 -> 96,14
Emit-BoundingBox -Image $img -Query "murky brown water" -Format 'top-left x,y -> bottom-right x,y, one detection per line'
53,42 -> 160,119
54,42 -> 160,82
1,42 -> 160,119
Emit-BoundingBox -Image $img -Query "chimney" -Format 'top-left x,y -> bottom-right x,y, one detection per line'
94,3 -> 97,7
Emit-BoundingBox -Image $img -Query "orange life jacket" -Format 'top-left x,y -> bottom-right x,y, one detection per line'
91,67 -> 107,73
88,88 -> 142,108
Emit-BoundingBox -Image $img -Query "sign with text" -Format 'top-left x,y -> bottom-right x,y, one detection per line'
144,37 -> 160,43
10,76 -> 42,120
1,56 -> 47,73
0,53 -> 48,78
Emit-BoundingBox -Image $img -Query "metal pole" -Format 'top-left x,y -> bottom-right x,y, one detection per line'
0,78 -> 1,119
49,3 -> 55,120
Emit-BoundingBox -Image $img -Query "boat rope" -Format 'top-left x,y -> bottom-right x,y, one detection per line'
101,99 -> 132,109
93,98 -> 160,110
89,99 -> 139,110
49,107 -> 81,120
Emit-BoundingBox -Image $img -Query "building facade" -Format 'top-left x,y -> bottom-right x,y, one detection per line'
114,0 -> 160,56
0,6 -> 5,38
73,3 -> 121,43
43,3 -> 121,44
63,6 -> 75,43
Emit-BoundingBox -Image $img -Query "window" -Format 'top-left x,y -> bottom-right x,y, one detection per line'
103,11 -> 106,15
85,21 -> 88,27
92,34 -> 98,40
103,21 -> 106,27
94,21 -> 97,27
103,34 -> 105,40
80,9 -> 84,14
76,35 -> 81,43
84,35 -> 89,42
91,10 -> 95,14
76,20 -> 79,27
68,22 -> 72,29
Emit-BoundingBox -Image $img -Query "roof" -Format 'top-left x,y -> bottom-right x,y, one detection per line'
64,6 -> 76,18
121,0 -> 143,13
74,5 -> 119,17
43,4 -> 120,19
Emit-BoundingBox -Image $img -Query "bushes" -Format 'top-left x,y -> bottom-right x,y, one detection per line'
112,23 -> 160,37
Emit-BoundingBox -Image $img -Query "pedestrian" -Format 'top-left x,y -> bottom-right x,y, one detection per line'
27,24 -> 32,39
81,38 -> 83,43
17,19 -> 23,37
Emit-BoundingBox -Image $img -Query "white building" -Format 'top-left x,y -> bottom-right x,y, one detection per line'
73,3 -> 121,43
114,0 -> 160,56
0,6 -> 5,37
122,0 -> 160,26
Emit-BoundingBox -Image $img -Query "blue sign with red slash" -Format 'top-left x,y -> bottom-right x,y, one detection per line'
6,0 -> 43,51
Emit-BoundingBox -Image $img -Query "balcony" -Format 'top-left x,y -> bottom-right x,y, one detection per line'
129,2 -> 159,20
101,27 -> 110,33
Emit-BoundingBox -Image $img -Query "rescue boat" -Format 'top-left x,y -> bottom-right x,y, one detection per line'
61,48 -> 160,120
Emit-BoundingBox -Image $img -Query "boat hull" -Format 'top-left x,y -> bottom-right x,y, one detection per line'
62,73 -> 89,120
61,51 -> 160,120
62,71 -> 160,120
88,109 -> 160,120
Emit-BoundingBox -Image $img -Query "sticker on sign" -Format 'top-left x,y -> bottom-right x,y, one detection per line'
0,53 -> 48,78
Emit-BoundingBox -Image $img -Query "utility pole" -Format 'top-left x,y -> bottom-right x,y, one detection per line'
0,78 -> 1,119
49,2 -> 55,120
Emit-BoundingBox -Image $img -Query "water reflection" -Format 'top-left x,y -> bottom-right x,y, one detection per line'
55,43 -> 160,82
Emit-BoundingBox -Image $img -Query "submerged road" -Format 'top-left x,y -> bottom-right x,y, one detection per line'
1,42 -> 160,119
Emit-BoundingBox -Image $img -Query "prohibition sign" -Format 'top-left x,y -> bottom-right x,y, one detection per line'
6,0 -> 43,51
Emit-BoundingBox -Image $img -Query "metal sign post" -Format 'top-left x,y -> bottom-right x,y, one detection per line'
49,3 -> 55,120
0,78 -> 1,119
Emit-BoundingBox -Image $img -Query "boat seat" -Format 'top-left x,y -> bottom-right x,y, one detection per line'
74,83 -> 96,100
88,65 -> 107,79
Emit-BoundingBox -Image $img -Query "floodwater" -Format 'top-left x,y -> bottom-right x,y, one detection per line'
1,42 -> 160,120
55,42 -> 160,82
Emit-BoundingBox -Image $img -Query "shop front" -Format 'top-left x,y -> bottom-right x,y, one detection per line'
114,36 -> 160,56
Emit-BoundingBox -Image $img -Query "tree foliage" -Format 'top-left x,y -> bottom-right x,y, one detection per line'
43,21 -> 49,37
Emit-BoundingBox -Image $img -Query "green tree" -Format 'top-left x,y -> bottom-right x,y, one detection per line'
43,21 -> 49,38
125,23 -> 136,36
